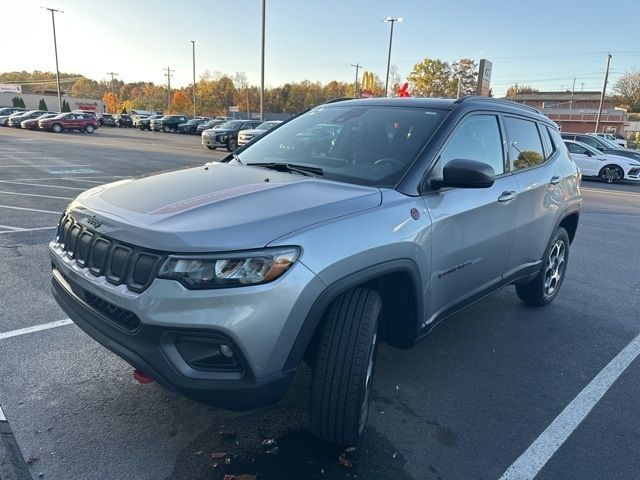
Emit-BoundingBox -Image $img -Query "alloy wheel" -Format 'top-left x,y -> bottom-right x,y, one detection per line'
544,240 -> 566,296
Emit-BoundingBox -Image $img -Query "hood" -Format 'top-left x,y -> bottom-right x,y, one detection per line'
240,128 -> 266,135
68,162 -> 381,252
604,154 -> 640,165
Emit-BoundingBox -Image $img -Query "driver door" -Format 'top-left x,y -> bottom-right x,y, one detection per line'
422,114 -> 518,327
565,142 -> 597,176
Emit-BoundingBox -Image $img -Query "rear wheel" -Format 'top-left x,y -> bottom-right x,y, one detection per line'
516,227 -> 570,306
309,287 -> 381,445
52,123 -> 63,133
599,165 -> 623,184
227,138 -> 238,152
163,125 -> 171,133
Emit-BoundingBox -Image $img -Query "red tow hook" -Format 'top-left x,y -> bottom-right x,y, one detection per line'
133,369 -> 155,384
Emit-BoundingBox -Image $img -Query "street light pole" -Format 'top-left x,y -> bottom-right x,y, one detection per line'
164,66 -> 174,113
190,40 -> 196,117
383,17 -> 402,97
595,52 -> 612,134
260,0 -> 266,120
106,72 -> 118,113
45,7 -> 63,112
351,62 -> 362,98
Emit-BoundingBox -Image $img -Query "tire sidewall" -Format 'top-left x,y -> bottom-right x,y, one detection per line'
86,125 -> 95,133
52,123 -> 62,133
599,165 -> 623,184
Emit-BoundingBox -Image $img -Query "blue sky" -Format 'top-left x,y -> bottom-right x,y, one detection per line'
4,0 -> 640,97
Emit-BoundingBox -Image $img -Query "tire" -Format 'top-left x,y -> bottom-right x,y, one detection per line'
599,165 -> 623,184
309,287 -> 381,445
85,124 -> 95,133
189,127 -> 196,135
163,125 -> 171,132
516,227 -> 570,306
52,123 -> 63,133
206,146 -> 217,150
227,138 -> 238,152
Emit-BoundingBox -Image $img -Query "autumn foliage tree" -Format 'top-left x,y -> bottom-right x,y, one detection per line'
171,90 -> 192,114
505,85 -> 538,98
103,92 -> 118,113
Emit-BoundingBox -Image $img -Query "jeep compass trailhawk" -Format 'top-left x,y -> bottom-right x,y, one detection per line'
50,97 -> 581,445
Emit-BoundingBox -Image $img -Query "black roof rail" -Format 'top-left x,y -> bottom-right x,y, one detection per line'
454,95 -> 540,113
323,97 -> 359,104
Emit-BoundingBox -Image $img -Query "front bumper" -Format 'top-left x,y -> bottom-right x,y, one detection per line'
49,241 -> 324,410
201,135 -> 229,147
626,167 -> 640,180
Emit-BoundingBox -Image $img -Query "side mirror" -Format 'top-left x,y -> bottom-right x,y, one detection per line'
585,150 -> 593,157
429,159 -> 496,190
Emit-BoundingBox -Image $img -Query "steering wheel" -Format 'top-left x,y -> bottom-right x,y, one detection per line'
374,157 -> 405,170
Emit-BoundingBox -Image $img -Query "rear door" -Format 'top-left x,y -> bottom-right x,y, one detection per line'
503,117 -> 563,279
565,141 -> 598,176
423,113 -> 519,326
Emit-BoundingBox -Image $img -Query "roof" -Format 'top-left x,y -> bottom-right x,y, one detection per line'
503,91 -> 609,102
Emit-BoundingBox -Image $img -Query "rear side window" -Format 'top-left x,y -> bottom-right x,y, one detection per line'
539,125 -> 554,159
504,117 -> 545,170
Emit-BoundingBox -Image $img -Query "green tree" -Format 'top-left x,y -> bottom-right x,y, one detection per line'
38,98 -> 48,110
70,78 -> 102,99
407,58 -> 453,97
614,70 -> 640,112
450,58 -> 478,97
61,99 -> 71,112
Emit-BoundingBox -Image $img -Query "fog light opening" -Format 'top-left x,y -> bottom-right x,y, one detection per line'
220,344 -> 234,358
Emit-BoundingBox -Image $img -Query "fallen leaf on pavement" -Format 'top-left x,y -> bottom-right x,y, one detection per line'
211,452 -> 227,459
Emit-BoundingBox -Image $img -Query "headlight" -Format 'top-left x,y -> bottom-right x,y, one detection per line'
158,247 -> 299,289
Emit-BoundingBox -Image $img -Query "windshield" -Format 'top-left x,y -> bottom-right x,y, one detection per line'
598,137 -> 621,149
218,120 -> 245,129
257,121 -> 280,130
235,105 -> 445,187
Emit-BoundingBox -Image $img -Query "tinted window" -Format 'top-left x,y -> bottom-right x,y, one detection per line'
539,125 -> 554,159
565,142 -> 588,154
435,115 -> 505,176
504,117 -> 545,170
575,135 -> 603,150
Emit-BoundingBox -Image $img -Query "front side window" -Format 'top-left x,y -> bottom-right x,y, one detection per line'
565,142 -> 587,154
235,105 -> 446,187
432,115 -> 505,178
504,117 -> 545,170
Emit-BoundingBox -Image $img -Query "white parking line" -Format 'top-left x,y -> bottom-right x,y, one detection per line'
0,204 -> 60,214
499,332 -> 640,480
0,224 -> 25,231
0,164 -> 91,168
0,180 -> 85,190
0,190 -> 72,200
0,226 -> 56,234
581,188 -> 640,198
0,404 -> 6,422
0,319 -> 74,341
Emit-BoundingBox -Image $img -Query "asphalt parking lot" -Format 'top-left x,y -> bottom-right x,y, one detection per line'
0,126 -> 639,480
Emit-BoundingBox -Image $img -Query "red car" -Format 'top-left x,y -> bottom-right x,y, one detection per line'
38,113 -> 99,133
22,113 -> 58,130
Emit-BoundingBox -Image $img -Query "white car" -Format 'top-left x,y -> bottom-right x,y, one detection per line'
595,132 -> 627,148
564,140 -> 640,183
237,120 -> 282,146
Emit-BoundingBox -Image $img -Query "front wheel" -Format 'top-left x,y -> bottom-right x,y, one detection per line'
599,165 -> 623,184
85,125 -> 95,133
516,227 -> 570,306
163,125 -> 171,133
309,287 -> 381,445
52,123 -> 63,133
226,138 -> 238,152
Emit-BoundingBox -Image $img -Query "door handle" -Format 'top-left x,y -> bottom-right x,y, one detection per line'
498,191 -> 517,203
550,176 -> 561,185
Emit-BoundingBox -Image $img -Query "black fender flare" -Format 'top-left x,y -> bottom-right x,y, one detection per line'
283,259 -> 424,371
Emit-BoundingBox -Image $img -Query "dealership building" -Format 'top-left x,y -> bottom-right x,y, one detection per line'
505,91 -> 628,135
0,85 -> 105,114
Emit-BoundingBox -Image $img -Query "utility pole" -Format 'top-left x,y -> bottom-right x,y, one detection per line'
45,7 -> 63,112
581,82 -> 585,92
190,40 -> 196,117
260,0 -> 266,120
595,52 -> 612,134
164,66 -> 174,113
456,76 -> 461,99
351,62 -> 362,98
383,17 -> 402,97
569,77 -> 576,109
106,72 -> 118,113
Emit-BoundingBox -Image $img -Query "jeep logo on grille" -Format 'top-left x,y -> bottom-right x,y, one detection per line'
87,215 -> 103,228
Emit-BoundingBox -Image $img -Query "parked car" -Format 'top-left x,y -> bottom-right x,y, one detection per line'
215,116 -> 233,121
201,119 -> 263,151
138,114 -> 164,131
7,110 -> 50,127
237,120 -> 282,146
39,112 -> 99,133
561,132 -> 640,163
0,109 -> 28,126
151,114 -> 188,132
564,140 -> 640,183
101,114 -> 116,127
132,115 -> 149,128
177,118 -> 208,135
196,119 -> 225,135
114,114 -> 133,128
0,107 -> 27,117
596,132 -> 627,148
50,97 -> 581,445
21,113 -> 58,130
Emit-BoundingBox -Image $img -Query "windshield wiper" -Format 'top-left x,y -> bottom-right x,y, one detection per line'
247,162 -> 324,177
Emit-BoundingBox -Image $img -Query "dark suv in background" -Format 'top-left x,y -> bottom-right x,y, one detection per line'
201,119 -> 263,151
151,114 -> 188,132
114,114 -> 133,128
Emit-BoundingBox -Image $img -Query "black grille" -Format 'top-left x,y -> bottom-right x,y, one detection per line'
56,214 -> 163,293
84,290 -> 141,332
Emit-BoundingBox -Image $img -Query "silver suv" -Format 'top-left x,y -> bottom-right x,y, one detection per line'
50,97 -> 581,445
